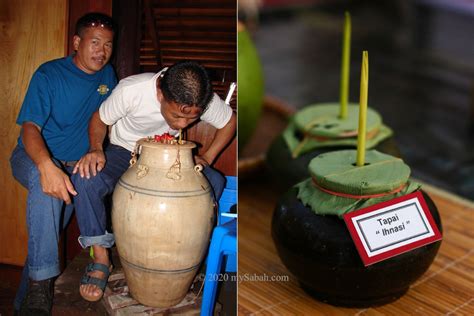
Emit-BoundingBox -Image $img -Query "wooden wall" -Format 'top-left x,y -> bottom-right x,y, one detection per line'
0,0 -> 68,265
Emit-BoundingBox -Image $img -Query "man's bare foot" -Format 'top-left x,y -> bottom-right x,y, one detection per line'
79,245 -> 111,301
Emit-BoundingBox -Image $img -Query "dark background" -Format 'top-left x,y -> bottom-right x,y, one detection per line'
243,0 -> 474,199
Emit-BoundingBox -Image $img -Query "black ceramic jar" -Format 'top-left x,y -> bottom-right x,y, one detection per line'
272,188 -> 442,307
271,149 -> 442,307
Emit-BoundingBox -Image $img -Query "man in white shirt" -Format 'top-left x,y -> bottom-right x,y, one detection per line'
70,61 -> 236,302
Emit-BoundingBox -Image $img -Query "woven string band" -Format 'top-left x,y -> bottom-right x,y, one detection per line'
304,127 -> 380,141
311,178 -> 406,199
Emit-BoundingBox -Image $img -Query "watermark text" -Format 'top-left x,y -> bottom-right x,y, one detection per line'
206,273 -> 290,283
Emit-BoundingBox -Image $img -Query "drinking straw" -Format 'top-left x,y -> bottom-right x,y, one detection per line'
339,12 -> 351,119
356,51 -> 368,166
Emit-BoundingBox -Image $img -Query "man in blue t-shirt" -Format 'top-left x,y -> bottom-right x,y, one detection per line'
10,13 -> 117,315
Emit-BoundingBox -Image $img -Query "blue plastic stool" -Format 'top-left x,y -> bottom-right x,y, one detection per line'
217,176 -> 237,272
218,176 -> 237,225
201,176 -> 237,316
200,219 -> 237,316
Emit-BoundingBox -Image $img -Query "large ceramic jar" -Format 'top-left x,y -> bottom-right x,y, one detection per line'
266,103 -> 400,189
112,139 -> 214,307
272,150 -> 442,307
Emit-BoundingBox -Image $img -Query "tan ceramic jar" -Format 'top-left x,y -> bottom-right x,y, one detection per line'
112,138 -> 214,307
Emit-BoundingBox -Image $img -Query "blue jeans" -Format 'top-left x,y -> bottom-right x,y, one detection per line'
10,146 -> 75,309
71,144 -> 226,248
70,144 -> 130,248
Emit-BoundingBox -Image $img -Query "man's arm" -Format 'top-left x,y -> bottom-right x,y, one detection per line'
73,110 -> 109,178
196,111 -> 236,166
22,122 -> 77,204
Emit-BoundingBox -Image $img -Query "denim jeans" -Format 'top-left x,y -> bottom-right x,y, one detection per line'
202,165 -> 226,202
70,144 -> 130,248
10,146 -> 75,309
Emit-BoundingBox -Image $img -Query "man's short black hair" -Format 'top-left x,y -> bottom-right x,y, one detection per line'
160,61 -> 213,112
75,12 -> 115,37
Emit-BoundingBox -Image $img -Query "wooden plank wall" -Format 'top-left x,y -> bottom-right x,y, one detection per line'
0,0 -> 68,265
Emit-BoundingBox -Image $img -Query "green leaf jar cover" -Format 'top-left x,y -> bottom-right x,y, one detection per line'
266,103 -> 400,188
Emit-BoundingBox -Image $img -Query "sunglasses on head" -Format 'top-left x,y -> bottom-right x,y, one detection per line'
84,19 -> 113,30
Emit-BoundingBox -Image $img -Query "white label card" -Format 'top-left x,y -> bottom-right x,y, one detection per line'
343,191 -> 442,266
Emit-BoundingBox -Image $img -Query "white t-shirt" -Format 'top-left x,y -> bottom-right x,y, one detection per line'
99,70 -> 233,151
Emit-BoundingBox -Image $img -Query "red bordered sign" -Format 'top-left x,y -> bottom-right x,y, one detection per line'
343,191 -> 442,266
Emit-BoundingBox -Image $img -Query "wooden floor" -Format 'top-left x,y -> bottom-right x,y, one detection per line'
54,248 -> 207,315
0,247 -> 235,315
238,171 -> 474,315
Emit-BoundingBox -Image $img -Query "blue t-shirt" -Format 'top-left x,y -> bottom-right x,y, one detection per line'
16,56 -> 117,161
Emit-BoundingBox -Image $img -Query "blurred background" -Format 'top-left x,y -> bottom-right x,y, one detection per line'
238,0 -> 474,200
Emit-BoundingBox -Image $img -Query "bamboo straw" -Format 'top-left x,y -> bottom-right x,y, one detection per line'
356,51 -> 369,166
339,12 -> 351,119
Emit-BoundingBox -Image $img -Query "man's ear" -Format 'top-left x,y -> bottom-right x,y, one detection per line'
156,86 -> 164,103
179,104 -> 202,115
73,35 -> 81,51
178,105 -> 188,114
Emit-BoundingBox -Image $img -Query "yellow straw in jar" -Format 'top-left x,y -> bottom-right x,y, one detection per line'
356,51 -> 368,167
339,11 -> 351,119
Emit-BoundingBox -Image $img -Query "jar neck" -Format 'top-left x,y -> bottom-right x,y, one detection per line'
138,144 -> 195,169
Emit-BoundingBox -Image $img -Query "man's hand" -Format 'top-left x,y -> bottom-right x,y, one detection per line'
38,160 -> 77,204
73,149 -> 106,179
72,110 -> 109,179
194,155 -> 210,167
